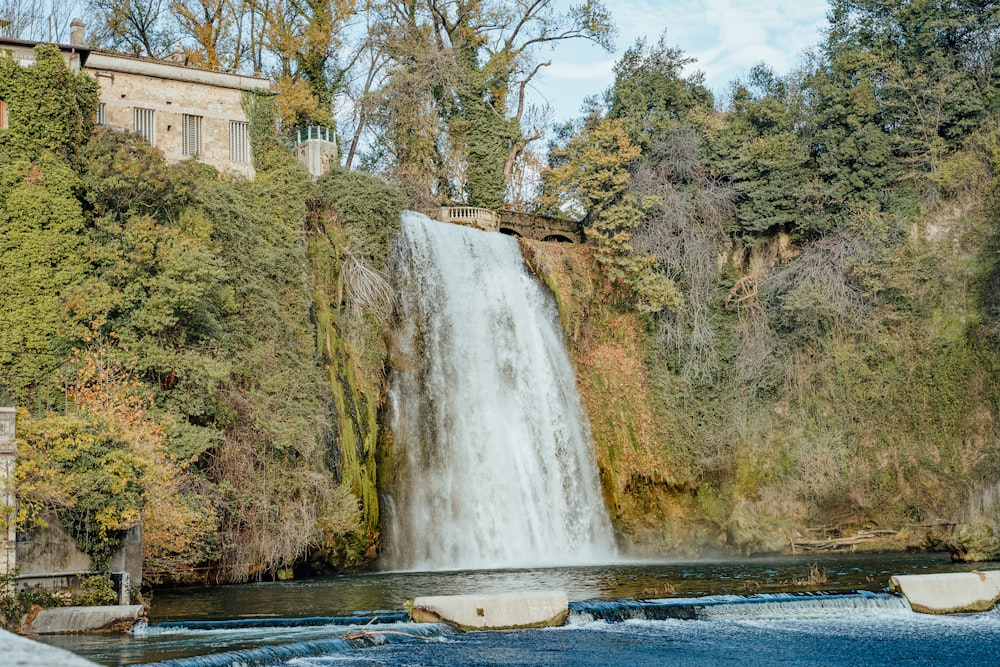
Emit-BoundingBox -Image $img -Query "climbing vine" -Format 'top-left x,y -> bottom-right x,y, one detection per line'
0,45 -> 98,165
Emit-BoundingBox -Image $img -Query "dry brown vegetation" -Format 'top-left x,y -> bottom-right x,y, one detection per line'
521,240 -> 698,548
521,176 -> 1000,557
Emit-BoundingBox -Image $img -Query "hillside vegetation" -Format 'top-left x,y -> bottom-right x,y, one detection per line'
0,47 -> 398,582
531,0 -> 1000,558
5,0 -> 1000,578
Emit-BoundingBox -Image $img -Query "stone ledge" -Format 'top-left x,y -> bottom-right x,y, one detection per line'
411,591 -> 568,630
25,604 -> 145,634
891,571 -> 1000,614
1,627 -> 100,666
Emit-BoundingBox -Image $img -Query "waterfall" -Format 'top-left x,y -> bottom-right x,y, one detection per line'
384,211 -> 616,571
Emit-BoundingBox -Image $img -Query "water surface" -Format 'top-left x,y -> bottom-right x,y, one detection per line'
37,553 -> 1000,666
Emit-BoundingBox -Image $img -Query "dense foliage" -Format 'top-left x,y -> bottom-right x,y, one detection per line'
1,47 -> 401,581
537,1 -> 1000,557
8,0 -> 1000,576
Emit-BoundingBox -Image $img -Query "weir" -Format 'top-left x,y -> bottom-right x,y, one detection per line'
569,592 -> 912,623
384,211 -> 615,571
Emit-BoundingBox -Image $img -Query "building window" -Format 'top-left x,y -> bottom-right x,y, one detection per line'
183,114 -> 202,157
230,120 -> 249,163
0,99 -> 7,129
134,107 -> 155,145
96,103 -> 106,126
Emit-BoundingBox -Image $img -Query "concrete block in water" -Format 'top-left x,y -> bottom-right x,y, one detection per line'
1,627 -> 101,665
25,604 -> 144,634
411,591 -> 569,630
891,571 -> 1000,614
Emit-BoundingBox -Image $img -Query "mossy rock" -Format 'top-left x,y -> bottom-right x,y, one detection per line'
726,500 -> 790,556
944,523 -> 1000,563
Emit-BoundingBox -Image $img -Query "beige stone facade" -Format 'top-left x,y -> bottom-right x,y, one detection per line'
0,37 -> 85,71
0,31 -> 270,177
86,52 -> 269,177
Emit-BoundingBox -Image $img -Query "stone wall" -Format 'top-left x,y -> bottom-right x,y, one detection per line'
0,408 -> 141,592
498,211 -> 581,243
16,517 -> 141,593
294,134 -> 338,177
0,408 -> 14,581
85,52 -> 268,178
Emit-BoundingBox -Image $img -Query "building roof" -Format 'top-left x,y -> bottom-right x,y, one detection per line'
0,36 -> 91,65
0,37 -> 269,92
86,49 -> 269,92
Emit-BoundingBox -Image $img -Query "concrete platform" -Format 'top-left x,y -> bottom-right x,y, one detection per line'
411,591 -> 569,630
1,628 -> 100,666
891,571 -> 1000,614
25,604 -> 144,634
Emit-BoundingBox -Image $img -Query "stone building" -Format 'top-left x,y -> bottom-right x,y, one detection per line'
0,19 -> 270,178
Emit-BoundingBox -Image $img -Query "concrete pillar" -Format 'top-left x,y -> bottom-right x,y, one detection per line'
293,127 -> 338,177
411,591 -> 569,630
891,571 -> 1000,613
0,407 -> 16,583
70,19 -> 85,46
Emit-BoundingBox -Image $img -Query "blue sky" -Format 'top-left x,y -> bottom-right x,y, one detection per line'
532,0 -> 832,124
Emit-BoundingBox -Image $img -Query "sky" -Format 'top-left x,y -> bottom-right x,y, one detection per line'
533,0 -> 832,124
9,0 -> 831,140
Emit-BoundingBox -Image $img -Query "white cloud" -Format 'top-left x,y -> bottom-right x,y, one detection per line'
535,0 -> 828,121
546,59 -> 617,81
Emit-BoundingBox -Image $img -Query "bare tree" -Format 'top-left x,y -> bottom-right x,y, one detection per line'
367,0 -> 616,208
341,12 -> 393,170
761,232 -> 869,331
87,0 -> 175,57
631,127 -> 736,385
1,0 -> 80,41
342,249 -> 396,324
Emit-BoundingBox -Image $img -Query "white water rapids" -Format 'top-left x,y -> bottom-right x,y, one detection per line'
384,211 -> 616,571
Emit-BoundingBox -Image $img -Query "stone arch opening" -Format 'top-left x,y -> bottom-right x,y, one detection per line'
499,227 -> 522,237
542,234 -> 573,243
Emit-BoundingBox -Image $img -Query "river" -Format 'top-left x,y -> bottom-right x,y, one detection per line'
37,552 -> 1000,666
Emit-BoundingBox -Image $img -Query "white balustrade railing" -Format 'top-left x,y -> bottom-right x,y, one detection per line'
435,207 -> 499,232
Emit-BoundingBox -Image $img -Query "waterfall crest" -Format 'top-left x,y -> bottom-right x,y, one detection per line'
384,211 -> 616,571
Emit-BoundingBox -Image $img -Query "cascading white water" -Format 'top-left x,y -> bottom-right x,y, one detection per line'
384,211 -> 617,571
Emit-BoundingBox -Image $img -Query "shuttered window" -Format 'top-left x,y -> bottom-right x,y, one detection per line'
96,103 -> 106,126
134,107 -> 155,145
0,99 -> 7,129
183,114 -> 202,156
230,120 -> 249,163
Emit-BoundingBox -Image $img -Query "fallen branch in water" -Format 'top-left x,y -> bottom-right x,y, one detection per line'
792,530 -> 898,552
791,562 -> 828,586
342,616 -> 438,642
639,582 -> 675,598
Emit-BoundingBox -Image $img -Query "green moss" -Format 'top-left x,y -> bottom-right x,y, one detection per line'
304,172 -> 406,566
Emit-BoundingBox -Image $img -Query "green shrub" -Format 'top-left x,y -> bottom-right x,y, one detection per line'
73,576 -> 118,607
313,168 -> 407,269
